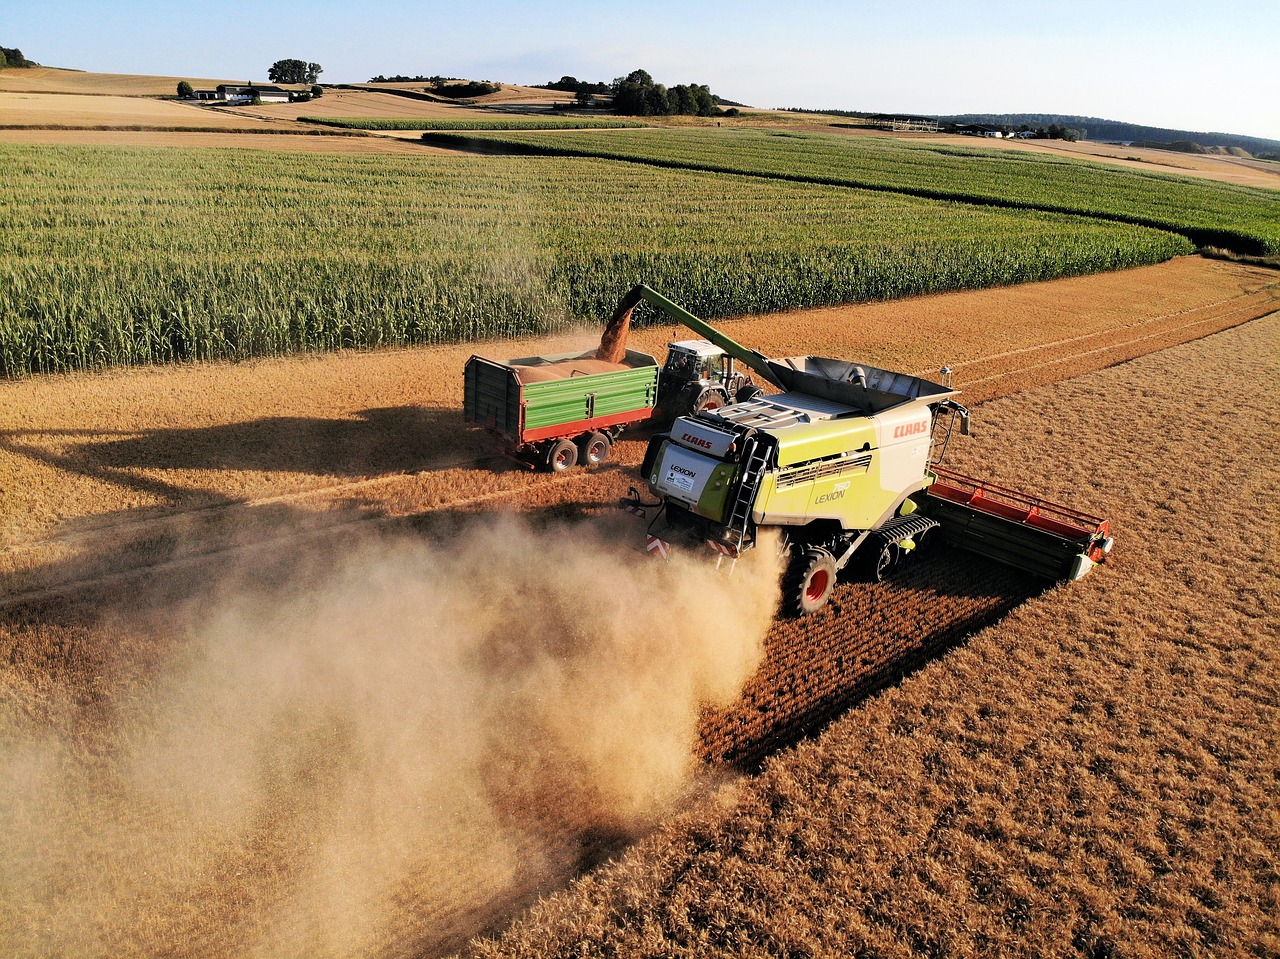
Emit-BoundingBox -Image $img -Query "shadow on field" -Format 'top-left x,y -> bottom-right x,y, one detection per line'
702,546 -> 1044,771
0,406 -> 486,507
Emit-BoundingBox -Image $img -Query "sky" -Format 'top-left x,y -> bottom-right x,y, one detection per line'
7,0 -> 1280,140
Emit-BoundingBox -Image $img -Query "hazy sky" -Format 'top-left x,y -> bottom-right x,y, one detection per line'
8,0 -> 1280,140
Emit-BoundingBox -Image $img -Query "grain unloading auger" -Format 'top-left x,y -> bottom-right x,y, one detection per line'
616,285 -> 1114,615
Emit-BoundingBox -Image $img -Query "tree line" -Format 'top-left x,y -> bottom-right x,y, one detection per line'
0,45 -> 35,68
541,69 -> 735,117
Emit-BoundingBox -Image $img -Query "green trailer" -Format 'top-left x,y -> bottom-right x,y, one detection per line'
464,348 -> 660,471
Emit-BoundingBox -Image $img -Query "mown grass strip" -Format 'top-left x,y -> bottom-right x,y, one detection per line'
301,116 -> 648,131
421,128 -> 1280,255
0,143 -> 1191,377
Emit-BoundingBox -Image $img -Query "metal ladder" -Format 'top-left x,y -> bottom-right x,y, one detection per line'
725,435 -> 769,549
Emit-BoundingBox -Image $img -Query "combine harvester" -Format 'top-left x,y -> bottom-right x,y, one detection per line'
607,285 -> 1114,614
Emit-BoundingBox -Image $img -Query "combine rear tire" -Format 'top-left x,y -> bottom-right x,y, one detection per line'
543,439 -> 578,473
579,431 -> 612,466
784,547 -> 837,616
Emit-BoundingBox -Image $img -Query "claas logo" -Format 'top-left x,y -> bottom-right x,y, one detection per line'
680,432 -> 714,449
893,420 -> 929,439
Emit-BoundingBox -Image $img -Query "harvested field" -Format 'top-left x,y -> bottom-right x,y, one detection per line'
0,66 -> 241,96
1,260 -> 1276,957
988,136 -> 1280,191
816,127 -> 1280,191
233,89 -> 494,122
479,311 -> 1280,959
0,91 -> 292,129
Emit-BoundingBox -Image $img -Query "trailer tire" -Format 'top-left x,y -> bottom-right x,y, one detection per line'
543,439 -> 578,473
784,547 -> 837,616
736,384 -> 764,404
579,431 -> 612,466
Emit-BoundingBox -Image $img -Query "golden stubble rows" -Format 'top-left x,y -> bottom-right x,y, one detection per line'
0,258 -> 1276,958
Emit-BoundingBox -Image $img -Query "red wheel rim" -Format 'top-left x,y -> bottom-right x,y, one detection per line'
589,441 -> 605,460
805,569 -> 830,603
555,449 -> 573,469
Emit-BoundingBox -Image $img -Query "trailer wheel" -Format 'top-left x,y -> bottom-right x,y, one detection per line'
784,547 -> 837,616
736,384 -> 764,404
579,431 -> 612,466
543,439 -> 579,473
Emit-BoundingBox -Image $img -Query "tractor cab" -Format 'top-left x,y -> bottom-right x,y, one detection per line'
663,340 -> 727,382
658,340 -> 756,416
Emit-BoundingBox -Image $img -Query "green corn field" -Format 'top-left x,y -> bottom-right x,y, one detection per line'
422,128 -> 1280,255
0,142 -> 1193,377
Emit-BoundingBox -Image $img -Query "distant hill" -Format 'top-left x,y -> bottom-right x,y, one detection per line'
940,114 -> 1280,156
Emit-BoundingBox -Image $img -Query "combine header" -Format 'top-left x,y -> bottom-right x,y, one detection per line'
611,285 -> 1113,614
925,467 -> 1113,582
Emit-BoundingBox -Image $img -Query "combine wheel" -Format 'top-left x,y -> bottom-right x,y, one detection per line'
579,431 -> 612,466
783,547 -> 837,616
542,439 -> 579,473
868,540 -> 897,583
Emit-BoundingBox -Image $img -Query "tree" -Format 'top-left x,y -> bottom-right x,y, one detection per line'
176,80 -> 193,98
612,69 -> 723,117
1,46 -> 35,68
310,84 -> 324,98
267,59 -> 322,84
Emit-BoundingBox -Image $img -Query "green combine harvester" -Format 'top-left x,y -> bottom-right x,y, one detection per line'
613,285 -> 1114,615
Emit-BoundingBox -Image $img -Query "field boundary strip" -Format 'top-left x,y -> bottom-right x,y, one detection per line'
912,283 -> 1280,387
953,293 -> 1277,394
0,462 -> 590,610
0,123 -> 374,136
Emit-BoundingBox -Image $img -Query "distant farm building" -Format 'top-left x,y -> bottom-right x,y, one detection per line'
186,84 -> 308,103
953,123 -> 1008,138
217,84 -> 293,103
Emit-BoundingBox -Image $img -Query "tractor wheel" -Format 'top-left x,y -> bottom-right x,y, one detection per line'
579,431 -> 612,466
783,547 -> 837,616
736,384 -> 764,404
542,438 -> 578,473
692,386 -> 729,414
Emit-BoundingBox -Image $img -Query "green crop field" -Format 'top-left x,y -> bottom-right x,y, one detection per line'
422,128 -> 1280,255
0,143 -> 1192,376
300,117 -> 649,131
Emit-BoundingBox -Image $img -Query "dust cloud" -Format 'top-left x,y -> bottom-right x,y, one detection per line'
0,516 -> 781,958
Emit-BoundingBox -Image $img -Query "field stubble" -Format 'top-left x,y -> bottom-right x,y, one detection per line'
478,313 -> 1280,959
0,263 -> 1277,957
